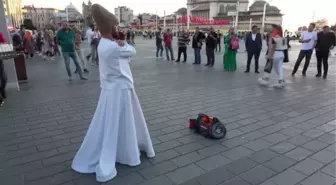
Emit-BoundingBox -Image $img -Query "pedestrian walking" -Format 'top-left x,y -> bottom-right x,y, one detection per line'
56,21 -> 87,81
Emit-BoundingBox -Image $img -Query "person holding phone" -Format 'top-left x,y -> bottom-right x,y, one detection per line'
291,23 -> 317,76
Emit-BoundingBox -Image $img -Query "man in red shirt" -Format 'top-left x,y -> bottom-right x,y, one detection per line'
163,29 -> 174,61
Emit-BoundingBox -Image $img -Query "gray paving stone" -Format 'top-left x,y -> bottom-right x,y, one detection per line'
292,157 -> 324,175
154,140 -> 182,152
301,139 -> 329,152
225,157 -> 258,175
269,168 -> 306,185
287,135 -> 313,146
170,152 -> 204,167
243,139 -> 273,152
197,144 -> 228,157
137,176 -> 175,185
174,142 -> 205,155
321,161 -> 336,177
194,167 -> 235,185
285,147 -> 314,161
249,149 -> 279,163
280,127 -> 305,137
166,164 -> 206,184
139,161 -> 177,179
239,165 -> 276,185
270,141 -> 297,154
195,154 -> 231,171
221,146 -> 254,161
148,149 -> 179,164
299,172 -> 336,185
219,177 -> 250,185
310,149 -> 336,164
262,132 -> 290,144
263,155 -> 297,172
317,133 -> 336,144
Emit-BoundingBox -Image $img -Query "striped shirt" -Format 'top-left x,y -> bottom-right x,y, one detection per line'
177,34 -> 190,47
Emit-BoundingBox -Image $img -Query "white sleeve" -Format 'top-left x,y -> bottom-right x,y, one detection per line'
118,44 -> 136,58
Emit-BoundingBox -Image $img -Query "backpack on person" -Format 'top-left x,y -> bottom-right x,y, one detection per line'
230,36 -> 240,50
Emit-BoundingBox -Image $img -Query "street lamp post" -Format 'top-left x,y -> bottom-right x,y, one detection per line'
235,0 -> 240,28
261,0 -> 274,34
187,6 -> 199,30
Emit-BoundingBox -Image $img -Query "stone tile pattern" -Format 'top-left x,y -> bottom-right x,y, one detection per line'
0,39 -> 335,185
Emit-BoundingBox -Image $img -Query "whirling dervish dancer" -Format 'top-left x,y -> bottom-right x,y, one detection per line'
71,4 -> 155,182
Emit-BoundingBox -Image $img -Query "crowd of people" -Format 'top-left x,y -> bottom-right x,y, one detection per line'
154,23 -> 336,88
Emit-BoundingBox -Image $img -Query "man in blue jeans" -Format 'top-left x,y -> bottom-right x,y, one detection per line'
155,27 -> 163,58
192,27 -> 205,64
56,21 -> 87,81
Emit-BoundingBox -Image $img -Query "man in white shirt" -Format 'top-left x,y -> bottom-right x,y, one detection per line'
291,23 -> 317,76
85,25 -> 94,61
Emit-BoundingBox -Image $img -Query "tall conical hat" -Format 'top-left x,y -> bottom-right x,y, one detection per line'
91,4 -> 118,35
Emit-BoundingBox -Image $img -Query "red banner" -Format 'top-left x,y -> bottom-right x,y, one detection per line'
177,15 -> 230,25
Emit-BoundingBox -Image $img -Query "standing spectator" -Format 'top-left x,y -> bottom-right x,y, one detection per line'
89,27 -> 100,65
223,27 -> 238,71
23,31 -> 35,59
175,30 -> 190,63
205,27 -> 217,67
163,29 -> 174,61
155,28 -> 163,58
0,32 -> 7,106
56,21 -> 87,81
216,30 -> 222,52
73,27 -> 89,73
315,26 -> 335,79
291,23 -> 317,76
85,25 -> 94,63
245,25 -> 262,73
42,30 -> 54,61
192,27 -> 205,64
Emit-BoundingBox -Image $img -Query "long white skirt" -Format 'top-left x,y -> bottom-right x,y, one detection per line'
71,86 -> 155,182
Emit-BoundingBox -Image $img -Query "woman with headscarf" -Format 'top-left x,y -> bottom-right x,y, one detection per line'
71,4 -> 155,182
23,31 -> 35,58
258,24 -> 287,88
223,27 -> 238,71
0,32 -> 7,106
42,30 -> 54,60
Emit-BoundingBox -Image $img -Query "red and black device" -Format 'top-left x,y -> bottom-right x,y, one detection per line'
189,113 -> 227,139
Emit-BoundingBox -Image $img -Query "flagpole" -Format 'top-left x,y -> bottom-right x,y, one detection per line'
66,7 -> 69,22
155,10 -> 158,30
235,0 -> 239,28
163,11 -> 166,29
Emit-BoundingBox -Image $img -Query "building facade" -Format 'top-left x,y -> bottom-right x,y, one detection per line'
115,6 -> 134,25
53,3 -> 84,30
186,0 -> 283,31
3,0 -> 23,27
22,6 -> 60,29
82,0 -> 93,28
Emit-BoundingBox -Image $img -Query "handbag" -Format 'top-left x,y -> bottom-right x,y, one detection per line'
264,58 -> 273,73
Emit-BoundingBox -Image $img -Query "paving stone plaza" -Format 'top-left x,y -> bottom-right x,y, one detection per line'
0,38 -> 335,185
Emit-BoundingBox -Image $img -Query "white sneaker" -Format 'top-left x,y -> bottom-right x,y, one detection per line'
273,80 -> 284,89
258,77 -> 269,86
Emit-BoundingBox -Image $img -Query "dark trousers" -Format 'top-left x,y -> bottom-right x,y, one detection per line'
292,49 -> 313,74
216,41 -> 221,52
0,60 -> 7,101
246,50 -> 261,72
206,47 -> 215,65
194,48 -> 201,64
316,50 -> 329,75
177,47 -> 187,61
156,43 -> 163,57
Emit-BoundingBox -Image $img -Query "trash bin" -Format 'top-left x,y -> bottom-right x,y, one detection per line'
14,48 -> 27,82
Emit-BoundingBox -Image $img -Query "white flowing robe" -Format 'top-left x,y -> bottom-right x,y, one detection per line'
71,38 -> 155,182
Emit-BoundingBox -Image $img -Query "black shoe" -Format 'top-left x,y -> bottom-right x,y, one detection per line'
323,74 -> 327,79
209,64 -> 214,67
291,73 -> 295,76
244,70 -> 250,73
175,60 -> 180,62
80,77 -> 88,80
182,60 -> 186,63
302,72 -> 306,76
204,64 -> 210,66
86,56 -> 90,61
84,69 -> 89,73
255,71 -> 260,74
315,73 -> 321,77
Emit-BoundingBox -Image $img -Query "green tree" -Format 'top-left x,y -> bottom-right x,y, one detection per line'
22,19 -> 36,30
